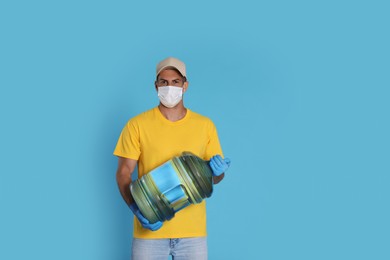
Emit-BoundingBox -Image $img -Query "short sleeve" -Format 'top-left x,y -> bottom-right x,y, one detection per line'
113,119 -> 141,160
204,120 -> 223,161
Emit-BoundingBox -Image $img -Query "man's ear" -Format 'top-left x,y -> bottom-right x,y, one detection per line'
183,81 -> 189,93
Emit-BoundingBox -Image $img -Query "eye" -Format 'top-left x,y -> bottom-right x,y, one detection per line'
158,80 -> 168,86
173,80 -> 182,86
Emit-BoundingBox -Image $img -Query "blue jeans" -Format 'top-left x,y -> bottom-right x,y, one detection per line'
131,237 -> 208,260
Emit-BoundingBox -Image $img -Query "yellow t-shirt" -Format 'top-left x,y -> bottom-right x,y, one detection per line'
113,107 -> 223,238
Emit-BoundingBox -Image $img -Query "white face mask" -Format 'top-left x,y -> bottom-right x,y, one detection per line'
158,86 -> 183,108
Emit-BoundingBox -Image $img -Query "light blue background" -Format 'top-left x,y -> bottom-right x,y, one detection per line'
1,0 -> 389,259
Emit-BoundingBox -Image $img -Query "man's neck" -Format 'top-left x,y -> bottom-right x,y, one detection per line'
158,104 -> 187,122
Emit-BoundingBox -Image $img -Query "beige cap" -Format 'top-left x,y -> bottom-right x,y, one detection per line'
156,57 -> 186,78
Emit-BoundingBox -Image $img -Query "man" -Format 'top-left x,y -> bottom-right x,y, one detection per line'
114,57 -> 231,259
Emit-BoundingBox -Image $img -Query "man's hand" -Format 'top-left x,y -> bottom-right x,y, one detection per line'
129,203 -> 163,231
209,155 -> 231,177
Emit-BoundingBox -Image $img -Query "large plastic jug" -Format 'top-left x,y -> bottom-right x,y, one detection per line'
130,151 -> 213,224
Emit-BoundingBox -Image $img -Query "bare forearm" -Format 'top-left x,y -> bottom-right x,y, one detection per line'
116,157 -> 137,206
116,173 -> 133,206
213,173 -> 225,184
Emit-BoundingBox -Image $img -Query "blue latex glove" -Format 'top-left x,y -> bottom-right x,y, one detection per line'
209,155 -> 231,176
129,203 -> 163,231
